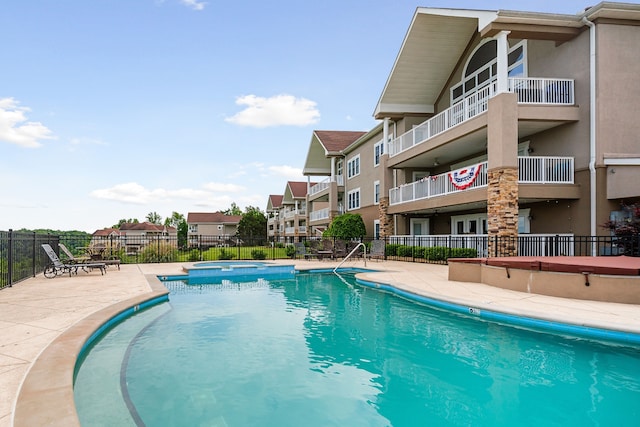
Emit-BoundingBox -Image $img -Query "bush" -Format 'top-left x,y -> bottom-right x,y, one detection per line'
385,244 -> 401,256
285,245 -> 296,258
396,245 -> 415,257
251,249 -> 266,260
139,242 -> 178,263
218,248 -> 236,260
187,249 -> 201,262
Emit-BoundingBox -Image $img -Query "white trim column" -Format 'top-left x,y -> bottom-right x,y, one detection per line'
496,30 -> 511,94
331,157 -> 336,182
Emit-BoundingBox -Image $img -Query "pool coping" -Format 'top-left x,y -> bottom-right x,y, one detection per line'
11,275 -> 169,427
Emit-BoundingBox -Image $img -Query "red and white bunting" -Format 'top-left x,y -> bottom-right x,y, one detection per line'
448,164 -> 482,190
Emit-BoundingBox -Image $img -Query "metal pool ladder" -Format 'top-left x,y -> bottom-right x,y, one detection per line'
333,242 -> 366,273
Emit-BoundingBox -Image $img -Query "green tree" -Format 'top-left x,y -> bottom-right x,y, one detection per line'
164,212 -> 188,249
237,206 -> 267,243
113,218 -> 139,228
223,202 -> 243,216
323,213 -> 366,239
146,211 -> 163,225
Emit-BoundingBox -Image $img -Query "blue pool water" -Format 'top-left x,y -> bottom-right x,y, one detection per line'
74,270 -> 640,426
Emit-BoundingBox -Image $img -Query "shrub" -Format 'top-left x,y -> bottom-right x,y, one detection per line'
218,248 -> 236,260
385,244 -> 401,256
285,245 -> 296,258
187,249 -> 201,262
139,242 -> 178,263
251,249 -> 266,260
396,245 -> 415,257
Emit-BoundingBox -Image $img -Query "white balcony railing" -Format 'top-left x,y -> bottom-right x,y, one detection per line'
284,209 -> 306,219
285,227 -> 295,234
389,156 -> 574,206
388,233 -> 575,257
309,175 -> 344,196
389,77 -> 575,158
309,208 -> 330,221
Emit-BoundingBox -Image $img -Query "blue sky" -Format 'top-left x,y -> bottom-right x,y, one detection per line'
0,0 -> 621,232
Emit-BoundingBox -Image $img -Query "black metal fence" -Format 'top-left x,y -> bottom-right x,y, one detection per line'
1,230 -> 637,290
0,230 -> 59,290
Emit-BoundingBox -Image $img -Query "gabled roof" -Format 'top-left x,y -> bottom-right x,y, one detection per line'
266,195 -> 283,211
282,181 -> 314,204
187,212 -> 242,224
119,222 -> 176,232
373,5 -> 620,119
92,228 -> 121,237
303,130 -> 367,176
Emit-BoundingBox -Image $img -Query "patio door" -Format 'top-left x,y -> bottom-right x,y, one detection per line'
410,218 -> 430,235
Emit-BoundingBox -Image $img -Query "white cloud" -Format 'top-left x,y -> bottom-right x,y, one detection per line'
180,0 -> 206,10
0,98 -> 56,148
90,181 -> 248,205
268,165 -> 304,179
225,94 -> 320,128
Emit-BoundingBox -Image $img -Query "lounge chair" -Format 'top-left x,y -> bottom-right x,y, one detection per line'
58,243 -> 90,263
59,243 -> 121,270
369,239 -> 386,261
41,244 -> 106,278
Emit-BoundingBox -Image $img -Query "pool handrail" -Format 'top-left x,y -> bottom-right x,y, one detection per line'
333,242 -> 367,272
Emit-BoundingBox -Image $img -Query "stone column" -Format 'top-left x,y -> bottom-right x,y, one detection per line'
487,92 -> 519,256
378,148 -> 394,238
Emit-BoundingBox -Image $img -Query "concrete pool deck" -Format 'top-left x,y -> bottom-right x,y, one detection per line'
2,259 -> 640,427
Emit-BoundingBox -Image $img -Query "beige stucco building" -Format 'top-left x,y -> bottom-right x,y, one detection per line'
295,3 -> 640,256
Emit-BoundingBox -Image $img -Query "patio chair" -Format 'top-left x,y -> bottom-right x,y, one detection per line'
41,244 -> 106,278
58,243 -> 90,263
331,240 -> 348,259
60,243 -> 121,270
294,242 -> 319,260
369,239 -> 386,261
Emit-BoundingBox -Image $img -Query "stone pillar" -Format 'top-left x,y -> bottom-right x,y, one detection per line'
378,141 -> 395,238
487,168 -> 519,256
378,197 -> 393,238
487,92 -> 519,256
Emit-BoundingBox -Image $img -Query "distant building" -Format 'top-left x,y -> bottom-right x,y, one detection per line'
187,212 -> 242,247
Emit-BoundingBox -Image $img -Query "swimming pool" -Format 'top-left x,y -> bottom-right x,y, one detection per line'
74,270 -> 640,426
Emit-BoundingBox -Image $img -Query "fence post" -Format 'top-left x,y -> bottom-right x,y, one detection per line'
32,232 -> 37,278
8,229 -> 13,287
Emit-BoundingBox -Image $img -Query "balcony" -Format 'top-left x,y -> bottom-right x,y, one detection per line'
389,156 -> 574,206
309,208 -> 330,222
309,176 -> 344,197
389,77 -> 575,158
284,209 -> 306,219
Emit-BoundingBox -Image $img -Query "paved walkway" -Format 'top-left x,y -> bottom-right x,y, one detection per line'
2,260 -> 640,427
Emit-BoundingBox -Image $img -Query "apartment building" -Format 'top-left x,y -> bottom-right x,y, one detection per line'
371,3 -> 640,255
187,212 -> 241,247
304,130 -> 367,236
267,181 -> 313,242
266,194 -> 283,240
283,3 -> 640,255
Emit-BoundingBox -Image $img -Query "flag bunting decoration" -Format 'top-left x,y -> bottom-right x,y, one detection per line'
448,164 -> 482,190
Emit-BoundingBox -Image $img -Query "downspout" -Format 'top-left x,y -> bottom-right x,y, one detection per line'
582,16 -> 597,253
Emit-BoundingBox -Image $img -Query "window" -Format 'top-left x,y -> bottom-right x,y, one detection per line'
347,155 -> 360,179
451,39 -> 528,105
374,220 -> 381,239
374,180 -> 380,204
374,139 -> 385,166
347,188 -> 360,210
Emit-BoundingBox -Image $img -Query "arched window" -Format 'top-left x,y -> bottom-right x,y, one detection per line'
451,39 -> 527,104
